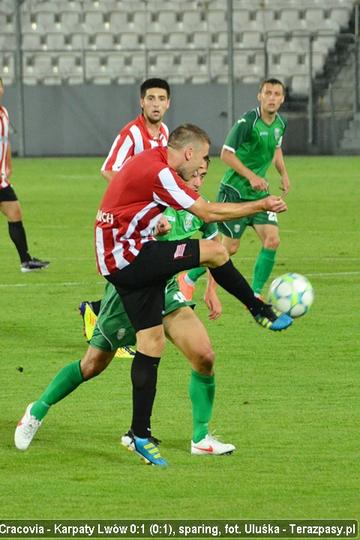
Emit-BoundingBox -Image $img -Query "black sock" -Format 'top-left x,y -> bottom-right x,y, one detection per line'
131,351 -> 160,438
8,221 -> 31,263
210,260 -> 263,316
90,300 -> 102,316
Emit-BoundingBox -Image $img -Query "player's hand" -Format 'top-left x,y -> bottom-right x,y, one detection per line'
154,215 -> 171,236
280,176 -> 290,196
262,195 -> 287,213
204,289 -> 222,320
249,174 -> 269,191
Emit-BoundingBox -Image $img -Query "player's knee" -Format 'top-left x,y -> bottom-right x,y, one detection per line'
211,243 -> 229,266
264,235 -> 280,250
80,349 -> 112,380
193,345 -> 215,375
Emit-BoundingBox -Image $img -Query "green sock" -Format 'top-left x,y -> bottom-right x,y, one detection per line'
30,360 -> 84,421
186,267 -> 207,285
252,247 -> 276,294
189,370 -> 215,443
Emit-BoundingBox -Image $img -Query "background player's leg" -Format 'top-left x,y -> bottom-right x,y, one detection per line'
253,224 -> 280,295
164,308 -> 215,442
0,201 -> 31,263
15,348 -> 114,450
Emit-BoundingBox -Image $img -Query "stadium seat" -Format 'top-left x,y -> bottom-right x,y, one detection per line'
83,11 -> 107,32
21,32 -> 45,52
0,32 -> 16,51
207,10 -> 227,32
291,74 -> 309,97
23,52 -> 60,85
188,31 -> 209,50
109,11 -> 129,32
279,8 -> 306,31
45,33 -> 67,51
126,52 -> 146,81
85,52 -> 112,83
148,52 -> 185,83
130,11 -> 147,33
313,32 -> 337,55
90,32 -> 114,50
148,11 -> 178,33
167,32 -> 189,50
181,10 -> 207,33
58,53 -> 84,84
0,53 -> 14,85
210,50 -> 228,83
304,8 -> 340,32
240,30 -> 263,49
60,11 -> 83,33
145,32 -> 164,49
330,7 -> 352,28
180,52 -> 208,83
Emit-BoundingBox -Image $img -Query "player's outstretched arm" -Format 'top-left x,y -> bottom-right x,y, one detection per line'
189,195 -> 287,224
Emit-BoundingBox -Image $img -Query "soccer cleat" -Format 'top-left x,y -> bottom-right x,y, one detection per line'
121,429 -> 162,454
79,301 -> 97,341
133,436 -> 168,467
254,302 -> 293,331
21,258 -> 50,273
191,434 -> 235,456
14,403 -> 42,451
114,346 -> 136,359
177,272 -> 195,301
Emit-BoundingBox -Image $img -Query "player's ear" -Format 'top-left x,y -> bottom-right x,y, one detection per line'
184,145 -> 193,161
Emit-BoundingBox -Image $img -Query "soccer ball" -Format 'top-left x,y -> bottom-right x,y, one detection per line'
268,273 -> 314,318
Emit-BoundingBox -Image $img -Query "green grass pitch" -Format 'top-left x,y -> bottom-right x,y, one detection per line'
0,155 -> 359,522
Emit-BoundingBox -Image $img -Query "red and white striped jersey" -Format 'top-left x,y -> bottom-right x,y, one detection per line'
101,114 -> 169,172
95,147 -> 200,275
0,106 -> 10,189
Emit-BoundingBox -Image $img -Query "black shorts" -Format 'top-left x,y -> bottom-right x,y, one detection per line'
0,185 -> 17,202
106,239 -> 200,332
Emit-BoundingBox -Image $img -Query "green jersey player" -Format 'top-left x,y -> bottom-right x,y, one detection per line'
14,166 -> 235,459
179,78 -> 291,300
14,163 -> 290,464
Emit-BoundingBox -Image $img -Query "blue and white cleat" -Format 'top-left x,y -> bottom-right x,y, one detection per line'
133,436 -> 168,467
255,303 -> 293,331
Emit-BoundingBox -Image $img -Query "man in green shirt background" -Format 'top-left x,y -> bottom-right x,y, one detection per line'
179,78 -> 290,301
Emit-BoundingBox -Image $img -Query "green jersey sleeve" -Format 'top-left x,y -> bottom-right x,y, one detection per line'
222,110 -> 256,152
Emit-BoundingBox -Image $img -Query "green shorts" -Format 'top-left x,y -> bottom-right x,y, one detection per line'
216,184 -> 278,239
90,278 -> 194,352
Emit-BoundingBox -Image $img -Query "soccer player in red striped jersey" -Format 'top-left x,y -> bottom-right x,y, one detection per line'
0,78 -> 49,272
101,78 -> 170,183
93,124 -> 291,466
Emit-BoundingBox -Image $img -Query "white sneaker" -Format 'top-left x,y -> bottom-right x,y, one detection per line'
14,403 -> 42,451
191,434 -> 235,456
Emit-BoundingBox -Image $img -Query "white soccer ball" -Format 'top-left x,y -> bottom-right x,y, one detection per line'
268,273 -> 314,318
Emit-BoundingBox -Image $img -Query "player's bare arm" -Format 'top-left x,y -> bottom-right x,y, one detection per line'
221,147 -> 268,191
274,147 -> 290,195
188,194 -> 287,224
6,142 -> 12,179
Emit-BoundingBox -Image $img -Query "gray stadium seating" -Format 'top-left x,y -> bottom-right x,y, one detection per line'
0,0 -> 356,95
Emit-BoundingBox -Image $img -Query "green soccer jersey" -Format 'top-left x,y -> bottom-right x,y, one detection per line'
158,200 -> 218,242
221,107 -> 287,201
